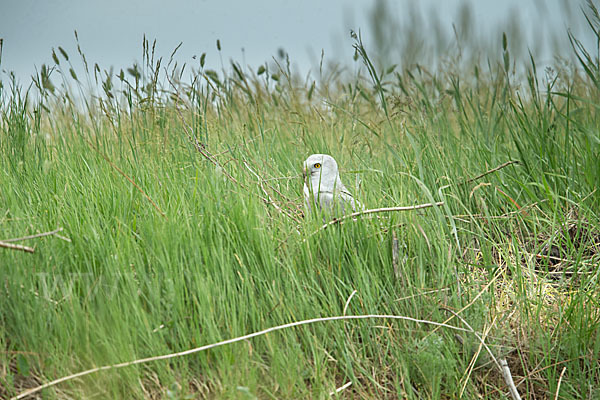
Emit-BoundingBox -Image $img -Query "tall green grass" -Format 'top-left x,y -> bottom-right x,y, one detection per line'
1,9 -> 599,400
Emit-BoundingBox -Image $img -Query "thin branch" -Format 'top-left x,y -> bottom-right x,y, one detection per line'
12,314 -> 474,400
242,160 -> 302,225
464,160 -> 520,184
243,160 -> 282,211
0,241 -> 35,253
317,202 -> 444,232
300,202 -> 443,245
439,160 -> 520,191
500,358 -> 523,400
1,227 -> 64,243
258,159 -> 297,205
1,227 -> 70,253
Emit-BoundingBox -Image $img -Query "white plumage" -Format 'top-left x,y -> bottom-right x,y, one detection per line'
303,154 -> 361,216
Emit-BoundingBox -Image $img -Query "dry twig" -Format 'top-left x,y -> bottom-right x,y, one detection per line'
0,241 -> 35,253
439,160 -> 520,191
319,202 -> 444,231
242,160 -> 302,224
1,227 -> 65,243
12,314 -> 474,400
499,358 -> 522,400
0,227 -> 68,254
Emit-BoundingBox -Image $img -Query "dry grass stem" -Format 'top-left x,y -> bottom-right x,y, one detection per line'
0,227 -> 70,253
1,227 -> 65,243
318,202 -> 444,231
242,160 -> 302,225
439,160 -> 520,191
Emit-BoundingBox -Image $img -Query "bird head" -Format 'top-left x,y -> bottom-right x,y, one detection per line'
303,154 -> 340,192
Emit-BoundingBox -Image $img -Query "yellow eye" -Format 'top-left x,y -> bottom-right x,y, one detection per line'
314,163 -> 321,169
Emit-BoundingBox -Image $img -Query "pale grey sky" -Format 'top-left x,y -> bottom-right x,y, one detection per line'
0,0 -> 593,84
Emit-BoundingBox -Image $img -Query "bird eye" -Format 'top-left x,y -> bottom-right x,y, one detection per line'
314,163 -> 321,169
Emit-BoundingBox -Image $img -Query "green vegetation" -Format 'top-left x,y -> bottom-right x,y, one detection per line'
1,8 -> 599,400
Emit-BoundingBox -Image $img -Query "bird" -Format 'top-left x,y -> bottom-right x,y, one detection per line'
303,154 -> 361,216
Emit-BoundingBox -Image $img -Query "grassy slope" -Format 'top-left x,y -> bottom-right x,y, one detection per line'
1,36 -> 599,399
